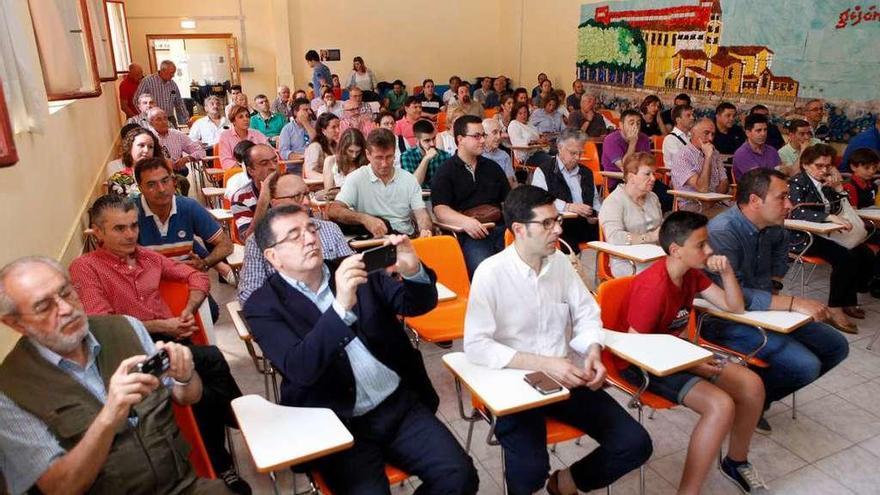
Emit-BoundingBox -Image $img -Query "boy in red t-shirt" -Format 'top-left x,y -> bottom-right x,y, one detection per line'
624,211 -> 767,494
842,148 -> 879,208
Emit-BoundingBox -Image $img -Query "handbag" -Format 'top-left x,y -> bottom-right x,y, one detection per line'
462,204 -> 502,224
821,199 -> 868,249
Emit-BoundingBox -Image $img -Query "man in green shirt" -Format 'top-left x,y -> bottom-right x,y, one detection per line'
249,94 -> 286,143
400,120 -> 452,186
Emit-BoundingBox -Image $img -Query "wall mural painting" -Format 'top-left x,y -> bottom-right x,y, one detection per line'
577,0 -> 880,141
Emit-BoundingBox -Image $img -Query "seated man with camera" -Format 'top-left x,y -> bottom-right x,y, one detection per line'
463,186 -> 651,495
0,256 -> 231,494
243,204 -> 478,495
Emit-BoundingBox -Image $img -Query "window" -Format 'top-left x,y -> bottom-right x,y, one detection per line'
87,0 -> 115,81
105,1 -> 132,73
0,81 -> 18,166
27,0 -> 101,100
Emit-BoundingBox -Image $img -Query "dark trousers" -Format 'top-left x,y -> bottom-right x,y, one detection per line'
701,317 -> 849,409
312,388 -> 479,495
804,236 -> 875,307
495,387 -> 652,495
561,217 -> 598,253
457,224 -> 506,278
189,345 -> 243,474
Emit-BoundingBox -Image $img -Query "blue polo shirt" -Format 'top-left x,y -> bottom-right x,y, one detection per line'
841,123 -> 880,171
136,195 -> 223,260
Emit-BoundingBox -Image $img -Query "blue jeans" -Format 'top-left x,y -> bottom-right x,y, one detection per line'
701,317 -> 849,408
495,387 -> 652,495
457,224 -> 506,278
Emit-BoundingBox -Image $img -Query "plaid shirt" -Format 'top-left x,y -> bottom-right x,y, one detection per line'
670,143 -> 728,210
230,179 -> 259,238
400,147 -> 452,185
133,74 -> 189,122
156,128 -> 206,164
237,218 -> 354,304
69,247 -> 210,321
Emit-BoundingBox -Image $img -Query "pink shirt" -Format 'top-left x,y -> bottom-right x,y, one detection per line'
218,128 -> 269,170
394,117 -> 418,147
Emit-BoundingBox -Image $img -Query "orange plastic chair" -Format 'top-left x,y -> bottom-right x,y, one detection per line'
595,226 -> 615,283
311,465 -> 409,493
158,279 -> 210,346
599,109 -> 620,128
222,166 -> 243,188
405,236 -> 469,345
483,107 -> 498,118
651,135 -> 664,151
580,141 -> 602,187
172,404 -> 216,479
436,111 -> 447,132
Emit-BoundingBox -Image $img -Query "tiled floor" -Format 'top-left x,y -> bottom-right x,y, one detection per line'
209,252 -> 880,494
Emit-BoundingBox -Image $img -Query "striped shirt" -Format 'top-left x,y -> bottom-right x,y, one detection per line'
156,128 -> 205,164
230,180 -> 259,239
69,247 -> 210,321
271,97 -> 293,119
133,74 -> 189,123
670,143 -> 728,211
0,318 -> 161,495
237,219 -> 354,304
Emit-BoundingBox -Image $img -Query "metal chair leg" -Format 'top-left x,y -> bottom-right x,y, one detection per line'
791,391 -> 797,420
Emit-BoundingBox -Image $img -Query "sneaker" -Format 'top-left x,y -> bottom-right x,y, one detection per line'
755,415 -> 772,435
219,468 -> 252,495
720,458 -> 768,493
435,340 -> 453,349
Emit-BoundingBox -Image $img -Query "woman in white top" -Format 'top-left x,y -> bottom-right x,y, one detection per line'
507,102 -> 542,164
304,113 -> 340,179
347,56 -> 377,93
598,152 -> 663,277
323,127 -> 367,190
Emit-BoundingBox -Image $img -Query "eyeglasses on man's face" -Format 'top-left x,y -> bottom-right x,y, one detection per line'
521,215 -> 564,231
268,222 -> 322,248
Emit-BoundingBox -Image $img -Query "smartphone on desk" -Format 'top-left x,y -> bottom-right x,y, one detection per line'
524,371 -> 563,395
362,244 -> 397,273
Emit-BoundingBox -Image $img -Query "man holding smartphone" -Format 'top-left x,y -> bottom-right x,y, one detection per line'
464,186 -> 651,495
0,257 -> 232,494
243,204 -> 478,495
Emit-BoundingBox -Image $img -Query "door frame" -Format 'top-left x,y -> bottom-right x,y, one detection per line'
145,33 -> 240,85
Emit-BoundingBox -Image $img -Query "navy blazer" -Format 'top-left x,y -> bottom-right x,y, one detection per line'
243,261 -> 440,418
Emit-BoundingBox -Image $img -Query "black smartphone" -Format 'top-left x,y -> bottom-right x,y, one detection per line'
362,244 -> 397,273
523,371 -> 563,395
134,349 -> 170,377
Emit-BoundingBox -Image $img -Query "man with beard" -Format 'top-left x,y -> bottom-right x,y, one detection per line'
0,256 -> 232,494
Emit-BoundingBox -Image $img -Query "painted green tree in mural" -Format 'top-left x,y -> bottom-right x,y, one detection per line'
577,19 -> 646,85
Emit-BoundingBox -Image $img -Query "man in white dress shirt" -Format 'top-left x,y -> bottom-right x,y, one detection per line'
662,104 -> 695,166
463,185 -> 652,495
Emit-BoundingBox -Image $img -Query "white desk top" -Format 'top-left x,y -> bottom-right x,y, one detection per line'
435,221 -> 496,233
441,352 -> 570,416
202,187 -> 225,196
226,300 -> 251,340
784,219 -> 846,235
231,395 -> 354,472
602,330 -> 713,376
857,207 -> 880,222
586,241 -> 666,263
692,299 -> 811,334
600,171 -> 625,180
668,190 -> 733,202
209,209 -> 233,221
436,282 -> 456,302
227,243 -> 244,267
303,178 -> 323,186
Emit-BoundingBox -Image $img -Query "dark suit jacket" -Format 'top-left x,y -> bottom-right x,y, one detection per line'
788,171 -> 848,251
243,261 -> 440,417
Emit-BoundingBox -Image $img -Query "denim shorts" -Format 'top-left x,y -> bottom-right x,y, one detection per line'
620,366 -> 702,405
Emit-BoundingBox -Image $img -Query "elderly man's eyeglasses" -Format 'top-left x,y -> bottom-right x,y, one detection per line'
273,191 -> 308,202
521,215 -> 564,230
20,283 -> 79,320
268,222 -> 322,248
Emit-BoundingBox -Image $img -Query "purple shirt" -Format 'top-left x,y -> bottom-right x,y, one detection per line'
601,130 -> 651,188
670,143 -> 727,211
732,141 -> 781,180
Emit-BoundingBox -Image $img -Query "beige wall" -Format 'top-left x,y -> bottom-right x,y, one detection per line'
0,81 -> 122,358
123,0 -> 280,99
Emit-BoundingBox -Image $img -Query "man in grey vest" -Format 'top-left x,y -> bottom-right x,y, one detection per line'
0,256 -> 231,494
